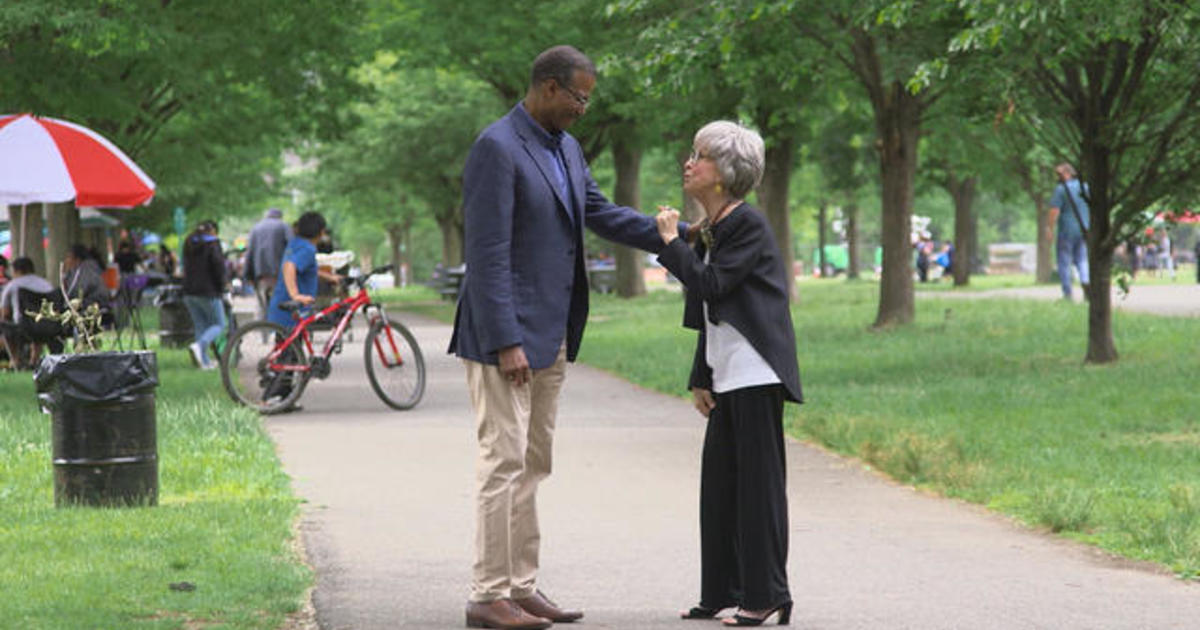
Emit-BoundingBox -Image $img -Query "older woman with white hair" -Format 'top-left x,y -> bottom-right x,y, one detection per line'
655,120 -> 803,627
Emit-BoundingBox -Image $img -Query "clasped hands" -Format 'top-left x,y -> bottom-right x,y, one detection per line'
655,206 -> 681,244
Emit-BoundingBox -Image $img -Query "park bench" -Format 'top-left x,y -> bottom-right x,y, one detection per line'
987,243 -> 1035,275
439,264 -> 466,301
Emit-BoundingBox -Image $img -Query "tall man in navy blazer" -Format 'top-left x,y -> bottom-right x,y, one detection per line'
451,45 -> 686,630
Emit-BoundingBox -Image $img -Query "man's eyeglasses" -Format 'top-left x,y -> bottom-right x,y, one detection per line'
559,82 -> 591,108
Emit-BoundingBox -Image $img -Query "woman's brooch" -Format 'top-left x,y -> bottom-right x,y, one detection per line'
699,219 -> 714,250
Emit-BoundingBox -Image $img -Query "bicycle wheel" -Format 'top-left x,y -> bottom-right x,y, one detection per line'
363,317 -> 425,410
220,321 -> 309,414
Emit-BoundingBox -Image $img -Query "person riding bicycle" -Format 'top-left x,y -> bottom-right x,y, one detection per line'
263,212 -> 342,408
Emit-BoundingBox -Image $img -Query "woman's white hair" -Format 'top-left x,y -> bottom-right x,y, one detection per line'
694,120 -> 765,199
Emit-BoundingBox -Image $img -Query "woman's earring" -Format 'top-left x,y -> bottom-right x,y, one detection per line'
714,183 -> 722,194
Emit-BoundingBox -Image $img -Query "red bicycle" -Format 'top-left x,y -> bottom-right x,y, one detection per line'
219,265 -> 425,414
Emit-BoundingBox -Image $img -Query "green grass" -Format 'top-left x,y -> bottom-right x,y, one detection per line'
577,284 -> 1200,579
0,337 -> 309,628
376,284 -> 456,322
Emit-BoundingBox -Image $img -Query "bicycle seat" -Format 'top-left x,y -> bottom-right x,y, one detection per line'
279,300 -> 306,312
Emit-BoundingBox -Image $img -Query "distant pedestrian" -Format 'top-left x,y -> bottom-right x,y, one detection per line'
62,244 -> 108,310
158,244 -> 178,278
1194,239 -> 1200,284
244,207 -> 292,322
1156,229 -> 1175,280
935,240 -> 954,279
1047,162 -> 1090,300
1125,237 -> 1141,279
114,240 -> 142,274
181,220 -> 227,369
915,235 -> 932,283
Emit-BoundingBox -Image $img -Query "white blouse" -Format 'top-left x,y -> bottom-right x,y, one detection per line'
701,251 -> 780,393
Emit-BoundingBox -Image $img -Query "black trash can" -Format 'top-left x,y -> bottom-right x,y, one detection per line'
155,284 -> 193,348
35,351 -> 159,507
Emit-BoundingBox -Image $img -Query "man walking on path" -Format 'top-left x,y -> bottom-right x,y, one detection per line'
1047,162 -> 1091,300
244,207 -> 291,322
449,44 -> 687,630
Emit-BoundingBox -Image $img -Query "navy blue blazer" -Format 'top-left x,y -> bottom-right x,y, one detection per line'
656,203 -> 803,404
449,103 -> 677,369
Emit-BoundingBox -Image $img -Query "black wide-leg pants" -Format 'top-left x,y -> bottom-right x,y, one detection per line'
698,384 -> 791,611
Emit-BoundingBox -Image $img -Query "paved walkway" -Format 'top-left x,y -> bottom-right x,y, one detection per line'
919,281 -> 1200,317
268,312 -> 1198,630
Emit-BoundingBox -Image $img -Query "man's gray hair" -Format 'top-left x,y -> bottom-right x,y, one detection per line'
694,121 -> 765,199
1055,162 -> 1077,178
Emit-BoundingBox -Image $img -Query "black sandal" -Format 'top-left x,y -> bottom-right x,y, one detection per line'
680,605 -> 724,620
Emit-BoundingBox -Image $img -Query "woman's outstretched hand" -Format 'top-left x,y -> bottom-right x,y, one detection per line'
656,205 -> 680,244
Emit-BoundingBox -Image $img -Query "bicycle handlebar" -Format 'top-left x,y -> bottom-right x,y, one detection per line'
350,264 -> 395,290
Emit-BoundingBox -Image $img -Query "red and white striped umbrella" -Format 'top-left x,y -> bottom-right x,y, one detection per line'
0,113 -> 156,208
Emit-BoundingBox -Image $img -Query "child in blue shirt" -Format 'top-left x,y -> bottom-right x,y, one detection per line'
266,211 -> 342,330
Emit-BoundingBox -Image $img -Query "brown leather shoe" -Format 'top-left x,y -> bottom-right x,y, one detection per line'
514,590 -> 584,623
465,599 -> 551,630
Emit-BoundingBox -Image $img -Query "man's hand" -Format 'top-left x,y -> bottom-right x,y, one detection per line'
656,206 -> 681,244
691,387 -> 716,418
293,294 -> 315,305
499,345 -> 532,387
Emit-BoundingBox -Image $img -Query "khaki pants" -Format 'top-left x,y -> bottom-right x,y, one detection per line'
465,345 -> 567,603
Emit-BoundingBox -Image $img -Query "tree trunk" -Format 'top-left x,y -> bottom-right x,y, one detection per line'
969,206 -> 981,275
387,223 -> 404,288
611,132 -> 646,298
438,209 -> 463,267
845,202 -> 861,280
8,204 -> 46,276
816,201 -> 828,278
872,82 -> 920,327
1035,195 -> 1052,283
401,222 -> 412,287
948,173 -> 976,287
45,202 -> 81,282
1086,245 -> 1117,363
1082,151 -> 1117,363
758,137 -> 797,301
1011,157 -> 1052,282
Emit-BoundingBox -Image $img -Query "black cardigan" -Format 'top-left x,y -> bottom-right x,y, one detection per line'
656,202 -> 803,404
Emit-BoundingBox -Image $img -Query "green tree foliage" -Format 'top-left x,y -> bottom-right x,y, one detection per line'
772,0 -> 971,325
0,0 -> 367,228
301,53 -> 501,270
608,1 -> 829,300
812,103 -> 876,278
952,1 -> 1200,362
